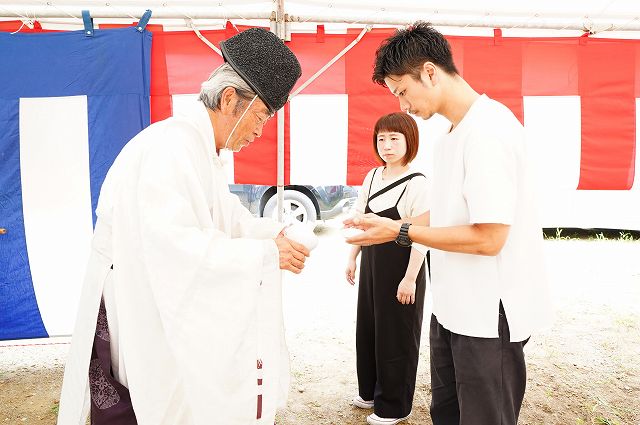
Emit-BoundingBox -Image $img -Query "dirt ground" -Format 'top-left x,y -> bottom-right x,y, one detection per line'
1,221 -> 639,425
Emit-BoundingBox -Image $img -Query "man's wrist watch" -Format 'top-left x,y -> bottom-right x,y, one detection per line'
395,223 -> 412,247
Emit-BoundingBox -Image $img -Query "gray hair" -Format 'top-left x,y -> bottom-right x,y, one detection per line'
198,63 -> 256,113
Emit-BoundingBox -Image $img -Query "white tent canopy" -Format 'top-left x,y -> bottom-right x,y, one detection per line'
1,0 -> 640,33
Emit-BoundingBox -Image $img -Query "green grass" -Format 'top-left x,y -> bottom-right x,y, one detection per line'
543,228 -> 640,241
595,417 -> 620,425
614,314 -> 638,329
50,401 -> 59,416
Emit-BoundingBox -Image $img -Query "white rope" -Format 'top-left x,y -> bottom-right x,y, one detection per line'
610,16 -> 640,32
189,19 -> 224,57
0,4 -> 29,21
224,94 -> 259,150
595,0 -> 620,17
347,6 -> 383,26
105,3 -> 138,21
9,20 -> 25,33
289,24 -> 371,99
0,4 -> 36,31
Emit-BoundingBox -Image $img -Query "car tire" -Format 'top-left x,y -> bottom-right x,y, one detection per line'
263,190 -> 317,226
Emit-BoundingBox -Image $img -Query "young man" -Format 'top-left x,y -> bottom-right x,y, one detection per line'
58,28 -> 308,425
346,22 -> 552,425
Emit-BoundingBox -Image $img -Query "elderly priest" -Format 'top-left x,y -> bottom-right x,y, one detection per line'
58,28 -> 308,425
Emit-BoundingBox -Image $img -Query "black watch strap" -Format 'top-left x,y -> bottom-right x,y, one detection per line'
395,222 -> 412,247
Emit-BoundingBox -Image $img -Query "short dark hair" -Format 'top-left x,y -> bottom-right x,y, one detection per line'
373,112 -> 420,166
373,22 -> 459,86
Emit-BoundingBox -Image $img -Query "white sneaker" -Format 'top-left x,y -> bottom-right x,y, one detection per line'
366,412 -> 411,425
352,395 -> 374,409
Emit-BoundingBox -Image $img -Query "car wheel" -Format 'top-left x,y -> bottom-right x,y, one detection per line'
263,190 -> 317,226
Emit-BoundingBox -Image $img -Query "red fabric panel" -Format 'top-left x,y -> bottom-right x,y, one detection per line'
288,32 -> 349,94
161,25 -> 261,95
345,29 -> 396,186
162,30 -> 226,94
233,113 -> 278,185
146,25 -> 171,123
522,40 -> 579,96
447,38 -> 465,77
578,40 -> 636,190
148,24 -> 273,184
0,20 -> 25,32
284,104 -> 291,185
345,95 -> 392,186
636,44 -> 640,98
457,37 -> 524,123
0,20 -> 45,32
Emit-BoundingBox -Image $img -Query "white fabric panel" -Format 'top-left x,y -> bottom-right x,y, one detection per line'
290,94 -> 348,185
172,94 -> 235,183
522,96 -> 640,230
19,96 -> 94,336
523,96 -> 582,228
524,96 -> 581,191
633,98 -> 640,191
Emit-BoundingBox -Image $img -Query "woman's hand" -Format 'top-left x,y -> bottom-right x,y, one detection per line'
346,259 -> 357,285
396,276 -> 416,304
344,214 -> 401,246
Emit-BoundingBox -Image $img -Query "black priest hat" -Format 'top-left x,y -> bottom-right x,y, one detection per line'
220,28 -> 302,113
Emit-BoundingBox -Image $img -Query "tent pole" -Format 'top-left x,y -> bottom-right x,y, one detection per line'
272,1 -> 286,293
274,0 -> 286,225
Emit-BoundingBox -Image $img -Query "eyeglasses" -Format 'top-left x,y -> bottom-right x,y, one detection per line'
253,111 -> 272,126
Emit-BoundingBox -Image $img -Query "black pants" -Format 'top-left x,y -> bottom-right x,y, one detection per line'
357,243 -> 427,418
429,304 -> 528,425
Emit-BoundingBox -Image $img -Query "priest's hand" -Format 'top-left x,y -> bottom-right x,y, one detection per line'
274,236 -> 309,274
344,214 -> 401,246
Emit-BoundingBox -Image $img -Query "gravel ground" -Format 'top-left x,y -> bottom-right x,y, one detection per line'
1,218 -> 639,424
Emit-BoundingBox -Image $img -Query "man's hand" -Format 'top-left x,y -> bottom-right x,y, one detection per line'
343,214 -> 401,246
345,259 -> 357,285
274,236 -> 309,274
396,277 -> 416,305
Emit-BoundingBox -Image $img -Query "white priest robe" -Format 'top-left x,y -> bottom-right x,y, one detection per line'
58,100 -> 289,425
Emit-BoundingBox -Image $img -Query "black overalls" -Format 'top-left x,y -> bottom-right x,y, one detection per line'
356,168 -> 428,419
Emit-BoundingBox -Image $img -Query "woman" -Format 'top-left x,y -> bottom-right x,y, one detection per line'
346,112 -> 430,425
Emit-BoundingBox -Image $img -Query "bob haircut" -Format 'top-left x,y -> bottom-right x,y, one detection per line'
373,112 -> 419,166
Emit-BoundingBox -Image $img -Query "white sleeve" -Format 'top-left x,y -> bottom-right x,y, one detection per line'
404,175 -> 430,256
132,131 -> 276,302
354,168 -> 377,214
406,175 -> 431,218
463,131 -> 517,225
224,191 -> 285,239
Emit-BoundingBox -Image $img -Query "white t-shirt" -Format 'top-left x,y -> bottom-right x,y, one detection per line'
355,166 -> 431,255
430,94 -> 552,342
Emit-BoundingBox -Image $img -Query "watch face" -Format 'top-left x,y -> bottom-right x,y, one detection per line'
395,235 -> 412,247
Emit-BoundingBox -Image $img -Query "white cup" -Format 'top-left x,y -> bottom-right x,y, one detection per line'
341,227 -> 365,239
284,223 -> 319,251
